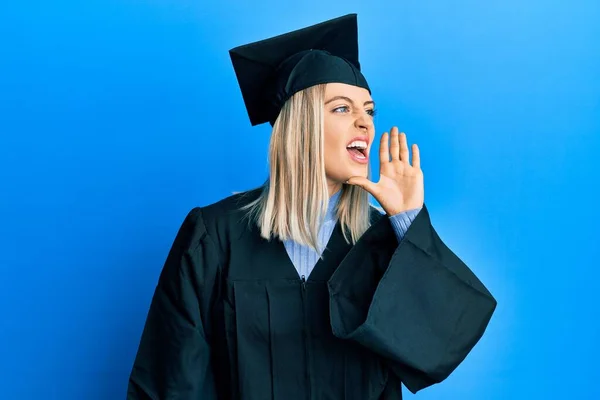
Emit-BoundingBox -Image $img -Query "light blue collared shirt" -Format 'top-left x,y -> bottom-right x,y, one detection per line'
283,190 -> 421,279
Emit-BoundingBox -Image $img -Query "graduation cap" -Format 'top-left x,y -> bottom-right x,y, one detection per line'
229,14 -> 371,126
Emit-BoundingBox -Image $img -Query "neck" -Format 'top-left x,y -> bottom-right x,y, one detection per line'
328,181 -> 343,198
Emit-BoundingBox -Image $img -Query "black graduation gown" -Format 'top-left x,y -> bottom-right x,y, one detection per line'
127,188 -> 497,399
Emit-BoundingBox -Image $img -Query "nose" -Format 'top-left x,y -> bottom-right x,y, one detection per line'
355,112 -> 374,132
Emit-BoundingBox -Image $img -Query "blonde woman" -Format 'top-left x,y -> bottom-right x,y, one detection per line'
127,14 -> 496,400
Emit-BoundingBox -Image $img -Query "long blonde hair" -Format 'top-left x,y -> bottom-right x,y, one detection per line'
239,83 -> 373,255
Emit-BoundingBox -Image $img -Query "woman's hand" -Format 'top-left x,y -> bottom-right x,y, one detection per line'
346,127 -> 424,216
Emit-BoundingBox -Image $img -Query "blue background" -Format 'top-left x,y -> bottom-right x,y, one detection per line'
1,1 -> 599,398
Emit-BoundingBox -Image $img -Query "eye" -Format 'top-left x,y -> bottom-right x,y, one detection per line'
332,105 -> 350,113
367,108 -> 377,117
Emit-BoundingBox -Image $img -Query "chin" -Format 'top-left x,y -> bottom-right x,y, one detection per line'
350,166 -> 368,177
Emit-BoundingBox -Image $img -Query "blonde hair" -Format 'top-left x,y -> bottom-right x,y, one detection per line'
239,83 -> 373,256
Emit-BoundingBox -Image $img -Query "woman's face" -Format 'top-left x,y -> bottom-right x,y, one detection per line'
323,83 -> 376,195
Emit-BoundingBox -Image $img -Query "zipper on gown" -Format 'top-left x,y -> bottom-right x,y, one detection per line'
300,275 -> 312,399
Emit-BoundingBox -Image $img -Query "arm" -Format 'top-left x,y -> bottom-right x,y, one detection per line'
328,205 -> 497,394
127,208 -> 221,399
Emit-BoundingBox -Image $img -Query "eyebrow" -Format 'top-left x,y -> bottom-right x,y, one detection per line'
325,95 -> 375,107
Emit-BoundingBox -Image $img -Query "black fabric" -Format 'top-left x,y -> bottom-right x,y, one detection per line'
127,188 -> 497,399
229,14 -> 370,126
328,205 -> 497,393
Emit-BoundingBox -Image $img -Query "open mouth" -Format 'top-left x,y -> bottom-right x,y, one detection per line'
347,147 -> 367,158
346,139 -> 368,161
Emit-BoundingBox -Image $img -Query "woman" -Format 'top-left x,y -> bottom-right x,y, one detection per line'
127,14 -> 496,400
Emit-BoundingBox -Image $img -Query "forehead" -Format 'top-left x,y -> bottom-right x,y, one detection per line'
325,82 -> 372,102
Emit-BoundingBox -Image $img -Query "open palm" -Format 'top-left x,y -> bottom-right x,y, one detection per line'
347,127 -> 424,216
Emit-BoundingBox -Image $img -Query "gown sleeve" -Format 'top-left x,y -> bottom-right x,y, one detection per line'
328,204 -> 497,394
127,207 -> 221,399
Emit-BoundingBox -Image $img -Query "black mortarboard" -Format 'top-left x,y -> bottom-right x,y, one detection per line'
229,14 -> 370,126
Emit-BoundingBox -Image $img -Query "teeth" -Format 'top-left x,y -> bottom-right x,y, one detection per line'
347,140 -> 367,149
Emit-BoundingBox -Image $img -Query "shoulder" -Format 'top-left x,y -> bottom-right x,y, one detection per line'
182,186 -> 263,252
196,186 -> 263,228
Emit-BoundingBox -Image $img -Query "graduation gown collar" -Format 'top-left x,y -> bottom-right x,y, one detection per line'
270,219 -> 352,282
268,189 -> 383,283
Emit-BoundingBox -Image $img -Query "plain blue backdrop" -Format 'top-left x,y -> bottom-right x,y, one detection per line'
1,0 -> 599,399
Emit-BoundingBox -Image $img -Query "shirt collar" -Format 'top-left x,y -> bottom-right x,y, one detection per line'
325,189 -> 342,222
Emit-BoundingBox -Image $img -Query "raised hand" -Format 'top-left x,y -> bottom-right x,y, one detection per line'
346,127 -> 424,216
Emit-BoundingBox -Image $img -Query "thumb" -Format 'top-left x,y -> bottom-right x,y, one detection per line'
345,176 -> 377,194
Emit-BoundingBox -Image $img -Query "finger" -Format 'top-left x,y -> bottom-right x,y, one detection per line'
346,176 -> 378,195
412,143 -> 420,169
399,132 -> 409,163
379,132 -> 389,164
390,127 -> 400,161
